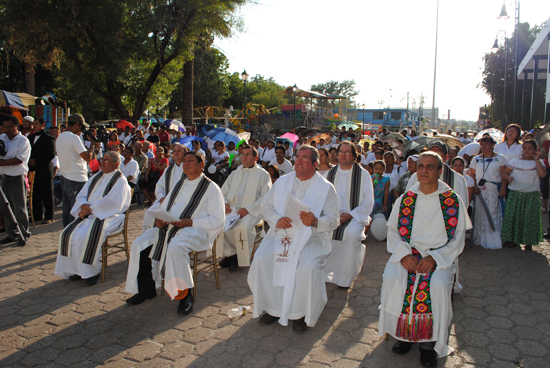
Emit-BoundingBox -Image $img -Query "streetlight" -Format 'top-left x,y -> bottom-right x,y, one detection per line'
491,30 -> 508,127
498,0 -> 520,125
362,104 -> 365,139
292,84 -> 297,128
241,69 -> 249,126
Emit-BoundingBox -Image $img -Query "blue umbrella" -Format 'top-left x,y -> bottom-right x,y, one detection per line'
196,124 -> 217,137
164,119 -> 185,132
179,136 -> 207,151
205,127 -> 240,146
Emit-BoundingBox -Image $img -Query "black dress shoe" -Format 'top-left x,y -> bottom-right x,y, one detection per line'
84,274 -> 100,286
420,349 -> 438,367
392,341 -> 413,355
69,274 -> 82,281
0,237 -> 15,245
0,227 -> 5,233
177,290 -> 193,315
126,290 -> 157,305
228,255 -> 239,272
292,317 -> 307,332
219,257 -> 231,268
259,313 -> 278,325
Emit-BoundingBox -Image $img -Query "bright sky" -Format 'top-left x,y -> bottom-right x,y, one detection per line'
214,0 -> 550,122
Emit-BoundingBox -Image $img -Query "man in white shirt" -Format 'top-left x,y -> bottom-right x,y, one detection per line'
248,145 -> 339,332
119,126 -> 133,146
261,141 -> 276,168
55,151 -> 131,286
120,146 -> 140,188
251,139 -> 263,161
459,132 -> 472,145
21,116 -> 34,137
56,114 -> 97,226
191,140 -> 205,157
323,141 -> 374,288
316,138 -> 330,151
0,116 -> 32,245
284,141 -> 293,161
269,146 -> 293,176
219,145 -> 271,270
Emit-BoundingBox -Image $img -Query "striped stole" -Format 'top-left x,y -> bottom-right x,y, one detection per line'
326,163 -> 362,241
164,162 -> 176,194
59,170 -> 123,265
442,164 -> 454,189
149,176 -> 212,279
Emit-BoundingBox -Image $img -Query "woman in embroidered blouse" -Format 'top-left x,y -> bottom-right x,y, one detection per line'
501,140 -> 546,249
470,136 -> 508,249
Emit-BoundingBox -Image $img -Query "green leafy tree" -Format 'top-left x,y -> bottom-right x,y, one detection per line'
311,80 -> 359,108
480,22 -> 545,129
2,0 -> 247,122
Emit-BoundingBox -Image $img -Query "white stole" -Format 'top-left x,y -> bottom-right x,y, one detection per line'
272,172 -> 329,326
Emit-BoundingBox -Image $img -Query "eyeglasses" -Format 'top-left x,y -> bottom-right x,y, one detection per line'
338,151 -> 354,156
242,153 -> 255,157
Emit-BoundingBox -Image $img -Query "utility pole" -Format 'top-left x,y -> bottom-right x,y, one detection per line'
431,0 -> 440,129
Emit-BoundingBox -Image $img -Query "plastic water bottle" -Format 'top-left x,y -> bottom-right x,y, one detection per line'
228,305 -> 253,318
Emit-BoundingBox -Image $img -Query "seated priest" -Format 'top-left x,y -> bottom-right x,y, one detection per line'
54,151 -> 131,286
125,151 -> 225,315
248,145 -> 339,332
378,151 -> 472,367
323,141 -> 374,288
219,145 -> 272,271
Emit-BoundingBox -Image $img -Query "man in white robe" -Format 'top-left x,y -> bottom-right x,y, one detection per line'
125,151 -> 224,314
406,141 -> 468,205
323,141 -> 374,288
248,145 -> 339,332
142,144 -> 186,231
54,151 -> 131,286
219,145 -> 271,270
269,146 -> 294,176
379,152 -> 472,366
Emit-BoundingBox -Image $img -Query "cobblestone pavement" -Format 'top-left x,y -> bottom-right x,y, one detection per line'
1,205 -> 550,367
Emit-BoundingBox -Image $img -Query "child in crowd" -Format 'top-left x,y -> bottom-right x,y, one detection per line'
370,160 -> 390,218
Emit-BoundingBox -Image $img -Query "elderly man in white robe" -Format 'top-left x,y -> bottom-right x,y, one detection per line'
406,141 -> 468,206
125,151 -> 225,314
219,145 -> 271,271
142,143 -> 187,231
379,152 -> 472,367
323,141 -> 374,288
55,151 -> 131,286
248,145 -> 339,332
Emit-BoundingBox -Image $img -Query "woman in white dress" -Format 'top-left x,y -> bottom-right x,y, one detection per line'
470,136 -> 508,249
495,124 -> 523,207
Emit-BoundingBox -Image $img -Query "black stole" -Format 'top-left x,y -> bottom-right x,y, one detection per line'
442,164 -> 454,189
326,163 -> 362,241
59,170 -> 123,264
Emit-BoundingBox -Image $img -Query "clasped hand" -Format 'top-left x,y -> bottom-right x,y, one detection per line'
155,218 -> 192,229
78,204 -> 93,219
276,211 -> 317,229
400,255 -> 436,274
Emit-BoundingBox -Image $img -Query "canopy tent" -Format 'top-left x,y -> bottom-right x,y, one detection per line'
0,90 -> 37,110
280,86 -> 347,100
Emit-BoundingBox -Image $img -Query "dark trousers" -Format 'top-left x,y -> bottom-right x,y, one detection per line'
32,167 -> 54,221
53,176 -> 62,202
61,177 -> 86,227
0,175 -> 30,241
137,245 -> 156,295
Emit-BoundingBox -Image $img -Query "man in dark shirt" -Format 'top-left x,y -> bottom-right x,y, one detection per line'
147,127 -> 159,144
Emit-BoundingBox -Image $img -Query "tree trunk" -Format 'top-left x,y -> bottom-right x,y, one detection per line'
24,62 -> 35,96
182,56 -> 194,126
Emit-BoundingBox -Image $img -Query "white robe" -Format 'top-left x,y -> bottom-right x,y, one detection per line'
142,163 -> 184,231
126,174 -> 225,298
54,170 -> 131,279
248,172 -> 339,327
221,165 -> 272,266
324,165 -> 374,287
406,165 -> 469,209
378,182 -> 472,357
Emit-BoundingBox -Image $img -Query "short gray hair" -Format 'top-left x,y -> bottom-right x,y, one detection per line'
418,151 -> 443,170
297,144 -> 319,164
103,150 -> 121,165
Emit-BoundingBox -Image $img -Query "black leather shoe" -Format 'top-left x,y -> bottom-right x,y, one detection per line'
84,274 -> 100,286
0,237 -> 15,245
420,349 -> 438,367
177,290 -> 193,315
126,290 -> 157,305
392,341 -> 413,355
259,313 -> 278,325
69,274 -> 82,281
292,317 -> 307,332
228,255 -> 239,272
219,257 -> 231,268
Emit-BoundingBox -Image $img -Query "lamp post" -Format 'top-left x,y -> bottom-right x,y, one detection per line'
292,84 -> 297,128
241,69 -> 249,126
362,104 -> 365,139
491,30 -> 508,127
498,0 -> 520,126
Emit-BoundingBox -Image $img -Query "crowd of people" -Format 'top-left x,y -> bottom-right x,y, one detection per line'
1,113 -> 548,367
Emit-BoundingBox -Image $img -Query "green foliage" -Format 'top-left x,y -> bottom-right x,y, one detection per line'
225,74 -> 294,111
311,80 -> 359,108
480,22 -> 545,129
